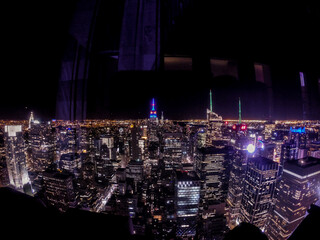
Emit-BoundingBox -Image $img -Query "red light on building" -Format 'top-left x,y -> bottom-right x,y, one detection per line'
232,125 -> 237,130
240,124 -> 247,130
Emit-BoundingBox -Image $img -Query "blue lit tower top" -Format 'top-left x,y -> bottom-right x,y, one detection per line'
150,98 -> 157,118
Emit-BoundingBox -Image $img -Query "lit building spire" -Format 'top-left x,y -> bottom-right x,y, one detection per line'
150,98 -> 157,118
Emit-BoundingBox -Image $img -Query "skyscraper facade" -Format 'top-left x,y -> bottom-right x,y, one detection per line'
129,125 -> 141,161
266,157 -> 320,240
162,132 -> 183,170
42,169 -> 76,212
226,139 -> 248,229
175,170 -> 200,238
59,153 -> 81,177
195,145 -> 231,238
239,156 -> 278,230
29,122 -> 55,172
195,146 -> 229,207
4,125 -> 29,190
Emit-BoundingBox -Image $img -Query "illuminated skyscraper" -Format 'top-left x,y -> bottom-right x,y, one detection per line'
289,126 -> 307,149
129,125 -> 141,161
195,146 -> 229,206
206,90 -> 223,144
42,169 -> 76,212
4,125 -> 30,190
162,132 -> 183,170
266,157 -> 320,240
195,146 -> 230,238
29,121 -> 55,172
226,139 -> 248,229
175,170 -> 200,238
239,156 -> 278,230
59,153 -> 81,177
231,97 -> 248,136
149,98 -> 157,119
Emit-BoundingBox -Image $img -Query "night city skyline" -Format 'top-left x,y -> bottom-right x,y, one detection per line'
1,1 -> 320,240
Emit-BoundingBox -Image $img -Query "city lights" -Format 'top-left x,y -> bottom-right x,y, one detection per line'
247,144 -> 255,153
1,108 -> 320,240
1,1 -> 319,239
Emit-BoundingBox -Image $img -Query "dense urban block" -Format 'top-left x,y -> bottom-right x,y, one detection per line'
1,101 -> 320,239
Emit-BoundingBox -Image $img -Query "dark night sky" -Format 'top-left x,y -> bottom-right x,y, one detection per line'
1,1 -> 319,120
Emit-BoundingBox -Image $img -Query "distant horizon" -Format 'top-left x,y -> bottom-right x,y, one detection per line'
1,117 -> 319,123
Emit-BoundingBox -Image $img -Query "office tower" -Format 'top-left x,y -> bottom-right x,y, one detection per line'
281,142 -> 298,161
289,126 -> 307,149
126,159 -> 144,184
82,161 -> 95,182
93,137 -> 116,184
280,127 -> 307,163
4,125 -> 30,190
195,145 -> 230,238
239,157 -> 278,230
206,90 -> 223,144
42,169 -> 76,212
129,125 -> 141,161
226,138 -> 248,229
29,121 -> 55,172
56,125 -> 80,155
59,153 -> 81,177
161,170 -> 176,238
195,146 -> 229,206
147,99 -> 160,160
79,126 -> 89,152
162,132 -> 183,169
66,126 -> 80,153
266,157 -> 320,240
100,144 -> 114,181
116,168 -> 126,196
261,143 -> 276,161
264,122 -> 275,140
93,138 -> 107,184
175,170 -> 200,238
196,128 -> 206,148
101,135 -> 116,160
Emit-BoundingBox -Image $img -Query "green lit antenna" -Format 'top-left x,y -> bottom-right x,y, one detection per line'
239,97 -> 242,124
210,89 -> 213,112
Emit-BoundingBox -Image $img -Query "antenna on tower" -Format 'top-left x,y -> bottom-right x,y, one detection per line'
152,98 -> 155,111
210,89 -> 213,112
238,97 -> 242,124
